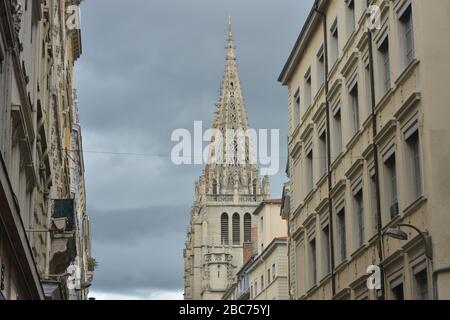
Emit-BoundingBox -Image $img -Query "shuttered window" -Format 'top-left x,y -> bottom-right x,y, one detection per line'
221,213 -> 229,245
244,213 -> 252,242
232,213 -> 240,245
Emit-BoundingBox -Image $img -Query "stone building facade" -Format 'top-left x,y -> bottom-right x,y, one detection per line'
0,0 -> 92,300
279,0 -> 450,300
183,20 -> 270,300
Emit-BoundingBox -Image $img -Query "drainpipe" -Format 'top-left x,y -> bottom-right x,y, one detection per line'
314,2 -> 336,298
287,219 -> 294,300
367,16 -> 386,300
432,267 -> 450,300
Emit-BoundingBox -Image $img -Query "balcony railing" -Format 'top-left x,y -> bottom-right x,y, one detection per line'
239,195 -> 263,203
206,194 -> 234,202
205,194 -> 263,203
49,199 -> 77,275
52,199 -> 76,231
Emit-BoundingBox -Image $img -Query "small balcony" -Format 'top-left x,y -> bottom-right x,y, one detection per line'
49,199 -> 77,275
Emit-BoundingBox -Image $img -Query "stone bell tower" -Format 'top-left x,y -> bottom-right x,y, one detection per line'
183,18 -> 269,300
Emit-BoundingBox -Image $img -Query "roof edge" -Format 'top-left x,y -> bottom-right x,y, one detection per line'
278,0 -> 326,85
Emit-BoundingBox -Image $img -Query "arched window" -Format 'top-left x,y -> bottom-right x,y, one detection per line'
244,213 -> 252,243
232,213 -> 240,245
253,179 -> 257,195
221,213 -> 229,245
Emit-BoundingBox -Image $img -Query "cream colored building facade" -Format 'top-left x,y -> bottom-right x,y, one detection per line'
247,200 -> 288,300
0,0 -> 92,300
183,20 -> 270,300
248,238 -> 288,300
279,0 -> 450,300
222,200 -> 289,301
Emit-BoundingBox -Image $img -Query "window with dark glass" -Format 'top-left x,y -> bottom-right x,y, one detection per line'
354,189 -> 365,247
337,207 -> 347,262
244,213 -> 252,242
221,213 -> 229,245
384,153 -> 398,219
232,213 -> 240,245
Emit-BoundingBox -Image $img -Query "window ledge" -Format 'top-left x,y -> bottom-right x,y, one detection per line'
403,195 -> 427,218
290,140 -> 302,161
394,58 -> 420,87
303,188 -> 315,204
290,124 -> 302,143
291,224 -> 305,241
381,213 -> 403,233
350,243 -> 367,260
316,173 -> 328,189
345,129 -> 363,150
362,114 -> 373,131
330,152 -> 345,172
334,259 -> 349,274
375,88 -> 394,114
306,284 -> 319,296
298,294 -> 307,300
328,58 -> 341,81
357,10 -> 368,31
342,30 -> 358,56
313,83 -> 325,104
319,272 -> 332,285
368,233 -> 380,246
292,202 -> 305,220
301,104 -> 314,123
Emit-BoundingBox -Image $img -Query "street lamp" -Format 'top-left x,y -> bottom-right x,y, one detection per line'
385,224 -> 433,260
385,223 -> 438,299
384,228 -> 408,241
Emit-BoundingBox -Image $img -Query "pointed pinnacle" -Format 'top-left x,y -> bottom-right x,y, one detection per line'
228,16 -> 233,39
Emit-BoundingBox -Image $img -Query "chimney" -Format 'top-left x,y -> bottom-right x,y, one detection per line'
243,242 -> 253,265
251,224 -> 258,256
243,223 -> 259,264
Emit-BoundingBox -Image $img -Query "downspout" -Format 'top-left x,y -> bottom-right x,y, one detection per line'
314,2 -> 336,298
287,206 -> 293,299
287,237 -> 292,299
367,18 -> 386,300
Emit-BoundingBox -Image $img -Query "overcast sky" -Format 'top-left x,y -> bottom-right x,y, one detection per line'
74,0 -> 313,300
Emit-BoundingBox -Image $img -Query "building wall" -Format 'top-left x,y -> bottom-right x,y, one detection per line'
415,0 -> 450,298
0,0 -> 91,300
249,242 -> 288,300
281,0 -> 450,300
255,202 -> 287,255
247,201 -> 289,300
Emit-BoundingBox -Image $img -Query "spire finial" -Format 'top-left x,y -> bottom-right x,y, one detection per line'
226,16 -> 235,60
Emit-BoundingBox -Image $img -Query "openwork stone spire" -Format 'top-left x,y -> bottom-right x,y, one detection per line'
198,18 -> 265,198
213,16 -> 249,133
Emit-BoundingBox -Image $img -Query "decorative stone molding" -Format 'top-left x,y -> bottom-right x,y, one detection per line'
11,0 -> 23,35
